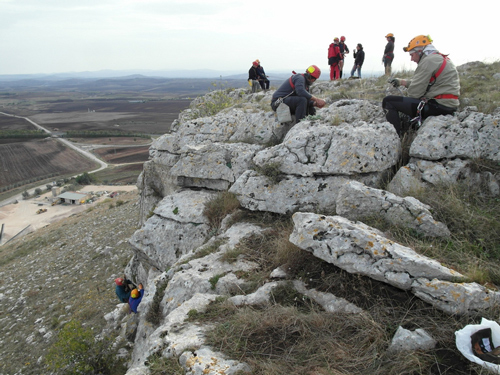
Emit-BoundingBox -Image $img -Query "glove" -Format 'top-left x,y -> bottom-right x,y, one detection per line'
388,78 -> 400,87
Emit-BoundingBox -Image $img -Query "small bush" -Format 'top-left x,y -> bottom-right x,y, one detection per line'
45,320 -> 123,374
145,278 -> 170,326
146,353 -> 184,375
203,192 -> 240,234
254,162 -> 283,185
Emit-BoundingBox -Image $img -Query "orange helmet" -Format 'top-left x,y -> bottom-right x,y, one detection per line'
340,36 -> 346,41
306,65 -> 321,79
404,35 -> 433,52
333,37 -> 339,42
131,289 -> 140,298
385,33 -> 394,38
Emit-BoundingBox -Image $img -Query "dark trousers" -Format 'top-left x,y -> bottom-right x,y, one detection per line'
272,96 -> 315,122
259,79 -> 270,90
382,95 -> 456,136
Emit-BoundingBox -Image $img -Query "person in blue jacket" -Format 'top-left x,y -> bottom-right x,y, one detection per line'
128,283 -> 144,314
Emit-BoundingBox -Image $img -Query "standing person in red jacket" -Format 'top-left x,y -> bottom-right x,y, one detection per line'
383,33 -> 395,76
328,38 -> 341,81
338,36 -> 350,79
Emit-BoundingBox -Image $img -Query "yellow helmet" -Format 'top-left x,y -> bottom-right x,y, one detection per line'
404,35 -> 433,52
131,289 -> 140,298
385,33 -> 394,38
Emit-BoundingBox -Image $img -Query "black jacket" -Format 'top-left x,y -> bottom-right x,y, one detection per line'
353,49 -> 365,66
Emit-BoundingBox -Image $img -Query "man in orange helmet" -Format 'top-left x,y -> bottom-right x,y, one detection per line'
271,65 -> 326,123
383,33 -> 395,76
382,35 -> 460,137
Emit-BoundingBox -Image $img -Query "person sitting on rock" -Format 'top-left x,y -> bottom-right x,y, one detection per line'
128,283 -> 144,314
115,276 -> 135,303
382,35 -> 460,137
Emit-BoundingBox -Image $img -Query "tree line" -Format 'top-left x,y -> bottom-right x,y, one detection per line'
63,130 -> 150,138
0,130 -> 46,138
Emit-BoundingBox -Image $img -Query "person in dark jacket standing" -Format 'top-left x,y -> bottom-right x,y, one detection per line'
248,61 -> 260,93
350,43 -> 365,78
382,35 -> 460,137
328,38 -> 341,80
271,65 -> 326,123
338,36 -> 349,79
383,33 -> 395,76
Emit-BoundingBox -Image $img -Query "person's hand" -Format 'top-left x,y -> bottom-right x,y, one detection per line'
388,78 -> 400,87
138,283 -> 143,289
315,98 -> 326,108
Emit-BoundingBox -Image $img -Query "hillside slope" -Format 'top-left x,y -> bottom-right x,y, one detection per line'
0,192 -> 139,374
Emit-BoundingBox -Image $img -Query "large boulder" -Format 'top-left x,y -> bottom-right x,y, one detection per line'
253,119 -> 400,177
289,212 -> 500,314
129,190 -> 215,271
336,180 -> 450,237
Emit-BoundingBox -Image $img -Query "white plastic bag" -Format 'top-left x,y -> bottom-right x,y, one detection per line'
455,317 -> 500,373
276,102 -> 292,123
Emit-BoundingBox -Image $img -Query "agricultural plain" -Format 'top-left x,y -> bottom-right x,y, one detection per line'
0,77 -> 208,193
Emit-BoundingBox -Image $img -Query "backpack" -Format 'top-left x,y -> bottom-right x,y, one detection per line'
471,328 -> 500,364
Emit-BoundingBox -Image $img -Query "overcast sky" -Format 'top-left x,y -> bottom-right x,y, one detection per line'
1,0 -> 498,78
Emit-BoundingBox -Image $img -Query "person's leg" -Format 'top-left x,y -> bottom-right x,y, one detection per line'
350,64 -> 356,77
385,61 -> 392,76
382,96 -> 420,136
265,79 -> 270,90
259,80 -> 265,90
333,63 -> 340,80
422,100 -> 457,119
252,80 -> 258,93
339,60 -> 344,78
357,66 -> 362,78
330,65 -> 334,80
284,96 -> 308,122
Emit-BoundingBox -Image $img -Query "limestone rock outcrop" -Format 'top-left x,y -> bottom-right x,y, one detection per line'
119,78 -> 500,374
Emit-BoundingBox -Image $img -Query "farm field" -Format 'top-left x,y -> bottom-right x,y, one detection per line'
93,145 -> 150,164
0,113 -> 33,131
29,99 -> 191,135
0,78 -> 208,195
0,138 -> 98,188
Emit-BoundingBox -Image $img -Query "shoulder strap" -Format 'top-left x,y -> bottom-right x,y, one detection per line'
429,53 -> 449,85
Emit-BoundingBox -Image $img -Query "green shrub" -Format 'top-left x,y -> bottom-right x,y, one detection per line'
45,320 -> 123,374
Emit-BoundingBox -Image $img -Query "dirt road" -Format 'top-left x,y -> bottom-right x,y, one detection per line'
0,185 -> 137,245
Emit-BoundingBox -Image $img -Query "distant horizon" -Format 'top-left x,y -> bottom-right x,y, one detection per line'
0,68 -> 386,82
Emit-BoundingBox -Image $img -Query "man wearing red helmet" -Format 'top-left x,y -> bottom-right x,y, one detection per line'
271,65 -> 326,123
248,61 -> 260,93
338,36 -> 350,79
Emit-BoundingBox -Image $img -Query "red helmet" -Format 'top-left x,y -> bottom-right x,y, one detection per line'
340,36 -> 346,42
252,61 -> 258,67
306,65 -> 321,79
